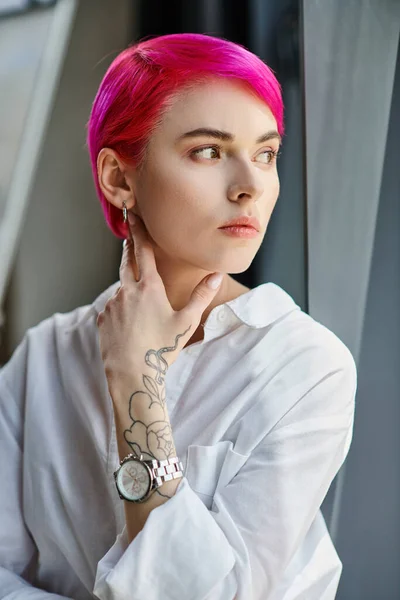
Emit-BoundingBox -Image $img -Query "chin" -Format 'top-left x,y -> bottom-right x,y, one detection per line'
226,264 -> 253,275
210,256 -> 255,274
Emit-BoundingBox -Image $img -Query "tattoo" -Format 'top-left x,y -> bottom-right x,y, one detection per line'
123,327 -> 191,500
144,324 -> 191,385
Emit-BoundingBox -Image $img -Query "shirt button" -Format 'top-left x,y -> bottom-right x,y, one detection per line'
217,307 -> 227,322
205,312 -> 218,330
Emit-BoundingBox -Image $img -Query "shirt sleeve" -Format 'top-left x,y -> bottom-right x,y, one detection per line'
0,343 -> 72,599
93,346 -> 357,600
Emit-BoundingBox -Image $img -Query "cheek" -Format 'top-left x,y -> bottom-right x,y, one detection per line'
144,164 -> 213,223
138,174 -> 206,249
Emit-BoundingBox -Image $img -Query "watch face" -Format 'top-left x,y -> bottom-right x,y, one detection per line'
117,459 -> 151,501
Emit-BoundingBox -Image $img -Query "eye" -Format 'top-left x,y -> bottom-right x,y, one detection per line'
190,146 -> 220,160
189,146 -> 280,164
256,149 -> 280,165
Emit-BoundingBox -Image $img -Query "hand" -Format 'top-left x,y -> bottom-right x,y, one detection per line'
96,212 -> 224,397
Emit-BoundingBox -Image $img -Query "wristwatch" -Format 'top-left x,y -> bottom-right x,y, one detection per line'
114,452 -> 184,503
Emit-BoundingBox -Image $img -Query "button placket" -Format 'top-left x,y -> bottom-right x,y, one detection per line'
167,353 -> 197,421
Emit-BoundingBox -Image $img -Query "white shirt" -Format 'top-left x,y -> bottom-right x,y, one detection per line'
0,280 -> 357,600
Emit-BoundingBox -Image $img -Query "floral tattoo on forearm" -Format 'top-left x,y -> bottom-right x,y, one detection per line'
123,325 -> 191,498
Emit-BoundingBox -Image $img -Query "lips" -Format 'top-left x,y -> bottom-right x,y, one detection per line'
219,215 -> 261,231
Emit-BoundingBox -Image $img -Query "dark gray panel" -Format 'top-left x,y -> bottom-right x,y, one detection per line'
250,0 -> 307,308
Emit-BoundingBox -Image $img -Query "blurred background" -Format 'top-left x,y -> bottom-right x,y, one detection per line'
0,0 -> 399,597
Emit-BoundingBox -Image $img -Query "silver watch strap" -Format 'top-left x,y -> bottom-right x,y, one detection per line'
150,456 -> 184,486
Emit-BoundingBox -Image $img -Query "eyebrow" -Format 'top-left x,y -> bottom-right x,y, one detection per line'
176,127 -> 282,145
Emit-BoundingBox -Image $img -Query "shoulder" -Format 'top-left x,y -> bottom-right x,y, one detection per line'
235,304 -> 357,454
254,284 -> 357,421
0,299 -> 98,401
263,296 -> 357,418
261,282 -> 356,376
279,308 -> 357,407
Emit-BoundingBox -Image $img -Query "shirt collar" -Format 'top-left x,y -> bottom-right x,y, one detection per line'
225,281 -> 300,328
92,280 -> 300,331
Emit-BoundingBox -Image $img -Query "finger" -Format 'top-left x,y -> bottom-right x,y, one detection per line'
183,272 -> 224,318
128,213 -> 158,280
119,238 -> 139,286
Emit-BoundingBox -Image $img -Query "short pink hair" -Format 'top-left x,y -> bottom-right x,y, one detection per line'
86,33 -> 284,239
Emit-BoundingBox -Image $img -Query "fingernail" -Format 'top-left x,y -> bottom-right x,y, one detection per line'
207,273 -> 223,289
128,212 -> 136,226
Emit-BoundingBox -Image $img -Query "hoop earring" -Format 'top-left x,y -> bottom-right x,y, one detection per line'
122,201 -> 128,224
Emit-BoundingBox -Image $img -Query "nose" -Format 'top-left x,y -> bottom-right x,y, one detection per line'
226,161 -> 264,203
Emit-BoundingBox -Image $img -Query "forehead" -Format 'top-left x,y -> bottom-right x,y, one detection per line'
156,78 -> 277,139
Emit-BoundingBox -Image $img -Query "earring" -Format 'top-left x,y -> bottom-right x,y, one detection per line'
122,201 -> 128,223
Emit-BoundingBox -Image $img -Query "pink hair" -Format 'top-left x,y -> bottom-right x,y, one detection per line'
86,33 -> 284,239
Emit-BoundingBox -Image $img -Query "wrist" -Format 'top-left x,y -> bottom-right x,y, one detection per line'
107,367 -> 166,403
110,383 -> 167,417
107,371 -> 144,401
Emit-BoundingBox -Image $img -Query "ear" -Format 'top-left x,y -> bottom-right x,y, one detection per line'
97,148 -> 134,211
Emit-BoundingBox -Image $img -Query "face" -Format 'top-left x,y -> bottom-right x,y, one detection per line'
108,78 -> 281,279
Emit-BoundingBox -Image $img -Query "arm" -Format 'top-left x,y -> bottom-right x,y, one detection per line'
112,370 -> 181,544
93,346 -> 357,600
0,363 -> 72,599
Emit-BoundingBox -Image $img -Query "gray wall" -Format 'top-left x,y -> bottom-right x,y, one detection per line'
301,1 -> 400,598
2,0 -> 135,360
335,41 -> 400,600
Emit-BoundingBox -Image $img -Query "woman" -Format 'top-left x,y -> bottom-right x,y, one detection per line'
0,33 -> 357,599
